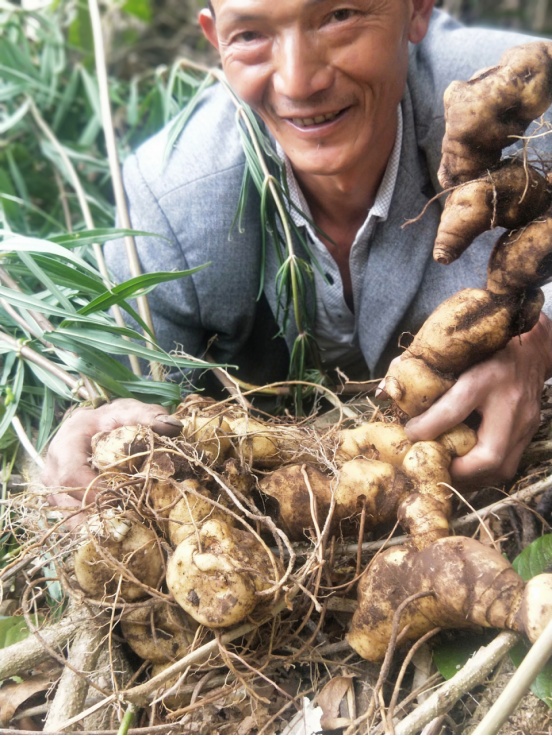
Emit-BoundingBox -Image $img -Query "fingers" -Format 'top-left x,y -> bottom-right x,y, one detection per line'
404,378 -> 479,443
42,398 -> 180,500
402,335 -> 545,487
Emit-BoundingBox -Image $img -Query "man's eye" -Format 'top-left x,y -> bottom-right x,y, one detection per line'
331,9 -> 355,21
234,30 -> 263,43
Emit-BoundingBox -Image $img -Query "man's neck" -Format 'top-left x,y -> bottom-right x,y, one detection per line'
294,127 -> 395,248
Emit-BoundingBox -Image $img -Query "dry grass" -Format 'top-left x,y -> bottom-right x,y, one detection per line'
2,386 -> 552,734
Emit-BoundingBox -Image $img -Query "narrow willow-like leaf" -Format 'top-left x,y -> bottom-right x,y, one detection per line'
118,379 -> 183,403
35,385 -> 62,451
1,234 -> 100,275
0,98 -> 31,136
52,64 -> 80,133
17,251 -> 75,312
48,327 -> 211,368
5,149 -> 31,207
20,258 -> 107,295
0,193 -> 66,231
25,361 -> 78,402
77,266 -> 208,315
163,73 -> 214,164
0,359 -> 24,442
50,228 -> 163,249
78,65 -> 101,125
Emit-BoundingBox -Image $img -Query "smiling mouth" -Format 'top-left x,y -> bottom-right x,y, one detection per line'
288,109 -> 346,127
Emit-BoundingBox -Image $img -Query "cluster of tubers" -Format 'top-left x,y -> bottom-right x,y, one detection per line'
68,41 -> 552,673
350,40 -> 552,658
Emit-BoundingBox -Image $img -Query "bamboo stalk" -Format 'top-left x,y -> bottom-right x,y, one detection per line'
0,329 -> 90,400
472,617 -> 552,735
87,0 -> 162,382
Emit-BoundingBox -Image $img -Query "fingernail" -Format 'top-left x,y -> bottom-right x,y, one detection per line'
155,414 -> 183,427
374,379 -> 385,398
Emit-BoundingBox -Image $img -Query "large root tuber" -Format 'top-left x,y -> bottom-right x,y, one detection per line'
438,41 -> 552,187
383,287 -> 541,417
487,216 -> 552,295
347,536 -> 552,662
434,159 -> 552,265
73,514 -> 164,601
166,518 -> 283,628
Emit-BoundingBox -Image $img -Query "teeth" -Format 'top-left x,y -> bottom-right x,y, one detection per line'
292,111 -> 339,127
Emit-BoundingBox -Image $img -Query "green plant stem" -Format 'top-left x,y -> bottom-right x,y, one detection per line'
88,0 -> 163,382
117,703 -> 138,735
0,330 -> 90,401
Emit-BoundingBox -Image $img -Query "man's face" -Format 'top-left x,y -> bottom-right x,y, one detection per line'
200,0 -> 433,182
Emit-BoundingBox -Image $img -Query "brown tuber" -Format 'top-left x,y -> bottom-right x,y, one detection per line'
434,159 -> 552,265
73,514 -> 164,601
438,41 -> 552,187
120,600 -> 198,664
166,518 -> 283,628
347,536 -> 552,662
383,287 -> 541,417
487,216 -> 552,295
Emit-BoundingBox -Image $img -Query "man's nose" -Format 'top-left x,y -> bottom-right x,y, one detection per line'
272,31 -> 333,100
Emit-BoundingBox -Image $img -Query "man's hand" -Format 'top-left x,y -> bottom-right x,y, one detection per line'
403,312 -> 552,487
42,398 -> 182,507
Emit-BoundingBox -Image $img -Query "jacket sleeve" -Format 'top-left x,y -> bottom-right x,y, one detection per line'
103,85 -> 267,370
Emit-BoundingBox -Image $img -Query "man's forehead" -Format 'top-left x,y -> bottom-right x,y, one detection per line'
212,0 -> 335,13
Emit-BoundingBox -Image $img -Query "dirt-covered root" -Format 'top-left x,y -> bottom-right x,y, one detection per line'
487,215 -> 552,295
434,159 -> 552,265
347,535 -> 552,663
438,41 -> 552,187
335,421 -> 412,466
383,288 -> 533,417
166,517 -> 284,628
72,513 -> 165,602
120,600 -> 198,664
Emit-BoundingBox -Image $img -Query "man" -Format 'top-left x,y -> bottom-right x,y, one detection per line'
43,0 -> 552,501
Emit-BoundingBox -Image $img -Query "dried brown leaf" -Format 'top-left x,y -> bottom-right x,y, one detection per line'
0,674 -> 51,726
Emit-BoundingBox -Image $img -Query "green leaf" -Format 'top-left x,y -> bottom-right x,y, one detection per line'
0,616 -> 31,649
0,359 -> 23,445
0,98 -> 31,136
48,326 -> 212,368
512,534 -> 552,581
50,228 -> 166,249
433,632 -> 489,680
77,265 -> 209,316
122,0 -> 152,22
1,234 -> 99,276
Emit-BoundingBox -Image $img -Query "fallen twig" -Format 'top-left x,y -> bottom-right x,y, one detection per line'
43,618 -> 109,733
0,607 -> 87,680
393,631 -> 519,735
472,616 -> 552,735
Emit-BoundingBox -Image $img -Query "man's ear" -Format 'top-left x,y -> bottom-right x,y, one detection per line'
408,0 -> 435,44
199,9 -> 219,50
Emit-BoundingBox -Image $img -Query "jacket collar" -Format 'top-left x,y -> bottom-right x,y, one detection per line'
262,83 -> 440,377
357,84 -> 440,375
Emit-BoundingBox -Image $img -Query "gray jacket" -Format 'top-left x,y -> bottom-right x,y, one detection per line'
105,9 -> 552,384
